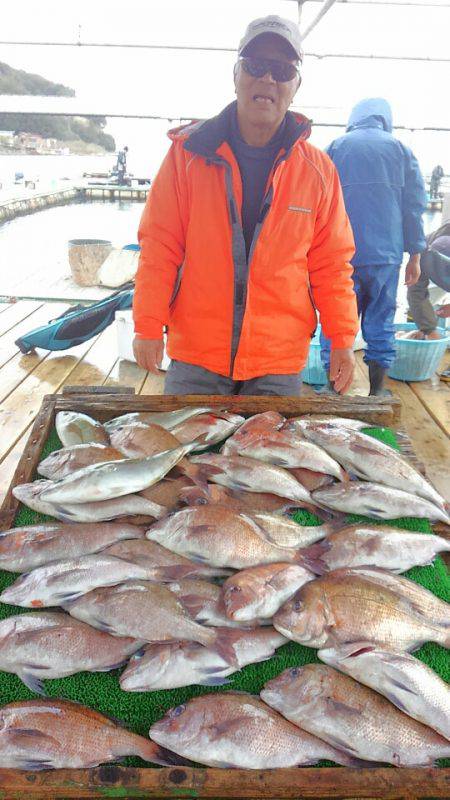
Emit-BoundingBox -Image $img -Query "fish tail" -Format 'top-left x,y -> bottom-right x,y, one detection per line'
136,738 -> 186,766
296,541 -> 329,575
212,628 -> 245,667
436,627 -> 450,649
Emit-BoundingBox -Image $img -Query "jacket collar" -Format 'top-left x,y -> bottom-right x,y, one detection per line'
168,101 -> 311,158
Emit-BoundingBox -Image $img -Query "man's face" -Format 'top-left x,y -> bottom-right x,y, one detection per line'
234,34 -> 301,131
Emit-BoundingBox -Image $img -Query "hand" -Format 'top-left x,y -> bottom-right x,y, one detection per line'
133,337 -> 164,373
329,348 -> 355,395
436,303 -> 450,318
405,255 -> 421,287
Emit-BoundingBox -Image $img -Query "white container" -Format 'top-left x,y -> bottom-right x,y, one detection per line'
115,310 -> 170,370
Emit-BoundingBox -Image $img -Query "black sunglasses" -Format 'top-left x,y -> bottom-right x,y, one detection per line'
239,56 -> 300,83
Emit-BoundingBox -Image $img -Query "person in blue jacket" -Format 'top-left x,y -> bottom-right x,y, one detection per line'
320,98 -> 427,395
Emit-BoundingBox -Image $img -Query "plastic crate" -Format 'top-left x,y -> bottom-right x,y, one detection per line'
388,322 -> 450,382
301,327 -> 328,385
115,309 -> 170,370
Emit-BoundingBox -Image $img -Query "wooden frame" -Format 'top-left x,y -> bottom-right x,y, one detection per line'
0,388 -> 448,799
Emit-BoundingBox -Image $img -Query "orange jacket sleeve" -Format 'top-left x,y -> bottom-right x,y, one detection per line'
307,161 -> 359,349
133,143 -> 188,339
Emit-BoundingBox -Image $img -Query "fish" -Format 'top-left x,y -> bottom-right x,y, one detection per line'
334,567 -> 450,627
40,441 -> 199,505
55,411 -> 109,447
65,581 -> 243,665
0,521 -> 144,573
273,568 -> 450,651
104,406 -> 215,433
101,539 -> 230,581
145,505 -> 310,569
221,411 -> 286,455
311,481 -> 450,524
303,424 -> 447,511
0,554 -> 175,608
0,611 -> 143,694
183,454 -> 313,506
12,480 -> 166,523
109,422 -> 182,458
0,698 -> 172,769
301,524 -> 450,574
120,628 -> 287,691
166,578 -> 257,627
287,415 -> 372,433
249,513 -> 334,549
260,664 -> 450,766
288,467 -> 336,492
139,476 -> 194,510
226,430 -> 347,481
171,411 -> 245,451
149,691 -> 362,768
180,483 -> 296,514
318,643 -> 450,741
222,563 -> 316,623
38,443 -> 125,480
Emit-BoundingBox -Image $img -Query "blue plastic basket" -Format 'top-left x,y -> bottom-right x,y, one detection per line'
301,326 -> 328,385
122,243 -> 140,251
388,323 -> 450,382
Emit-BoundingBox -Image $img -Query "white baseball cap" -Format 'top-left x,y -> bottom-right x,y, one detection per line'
238,15 -> 304,62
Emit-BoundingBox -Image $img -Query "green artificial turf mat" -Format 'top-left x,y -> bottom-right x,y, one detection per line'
1,424 -> 449,768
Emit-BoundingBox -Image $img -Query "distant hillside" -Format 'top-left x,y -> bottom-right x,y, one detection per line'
0,62 -> 115,152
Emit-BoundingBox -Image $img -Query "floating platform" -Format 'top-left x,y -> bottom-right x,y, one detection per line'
77,184 -> 150,201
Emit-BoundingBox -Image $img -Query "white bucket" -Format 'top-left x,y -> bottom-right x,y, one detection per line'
115,309 -> 170,370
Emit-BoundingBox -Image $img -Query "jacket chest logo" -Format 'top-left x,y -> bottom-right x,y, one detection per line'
288,205 -> 312,213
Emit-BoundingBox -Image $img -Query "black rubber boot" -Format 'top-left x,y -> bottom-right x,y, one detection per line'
368,361 -> 392,396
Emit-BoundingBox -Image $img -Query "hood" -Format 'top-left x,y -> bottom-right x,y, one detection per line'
346,98 -> 393,133
167,102 -> 311,158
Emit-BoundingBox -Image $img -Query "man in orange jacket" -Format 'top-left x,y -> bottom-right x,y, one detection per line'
133,15 -> 358,395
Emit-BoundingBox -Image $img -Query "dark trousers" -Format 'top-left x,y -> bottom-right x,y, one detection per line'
321,264 -> 401,370
407,250 -> 450,334
164,359 -> 302,396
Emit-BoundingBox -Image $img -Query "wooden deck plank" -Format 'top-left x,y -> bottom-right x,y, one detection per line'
0,433 -> 28,505
0,300 -> 43,336
0,335 -> 101,462
0,302 -> 12,314
104,356 -> 148,393
0,302 -> 69,371
385,374 -> 450,502
57,325 -> 120,391
408,378 -> 450,438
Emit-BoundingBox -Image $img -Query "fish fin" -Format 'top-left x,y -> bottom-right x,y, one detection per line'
208,716 -> 248,740
94,659 -> 130,672
383,692 -> 411,714
323,732 -> 361,755
326,698 -> 362,717
213,629 -> 245,667
176,593 -> 208,619
200,676 -> 231,686
19,671 -> 46,696
14,757 -> 55,771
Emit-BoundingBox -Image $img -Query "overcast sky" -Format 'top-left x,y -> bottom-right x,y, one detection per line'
1,0 -> 448,173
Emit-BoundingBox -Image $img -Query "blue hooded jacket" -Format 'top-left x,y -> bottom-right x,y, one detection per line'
326,98 -> 427,267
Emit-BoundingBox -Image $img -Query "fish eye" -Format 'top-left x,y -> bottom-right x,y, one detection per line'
293,598 -> 303,612
170,704 -> 186,718
228,585 -> 241,594
290,667 -> 300,678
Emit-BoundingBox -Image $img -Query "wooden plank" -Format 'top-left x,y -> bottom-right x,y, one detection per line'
140,369 -> 165,395
52,393 -> 401,427
0,336 -> 100,463
105,358 -> 148,394
0,766 -> 447,799
0,300 -> 43,335
386,376 -> 450,503
0,396 -> 55,529
408,379 -> 450,439
0,302 -> 69,370
56,325 -> 120,391
0,432 -> 28,507
0,302 -> 12,313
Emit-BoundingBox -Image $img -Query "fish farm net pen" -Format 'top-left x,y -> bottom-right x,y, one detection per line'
0,425 -> 448,769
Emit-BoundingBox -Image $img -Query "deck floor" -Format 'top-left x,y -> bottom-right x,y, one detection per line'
0,299 -> 448,507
